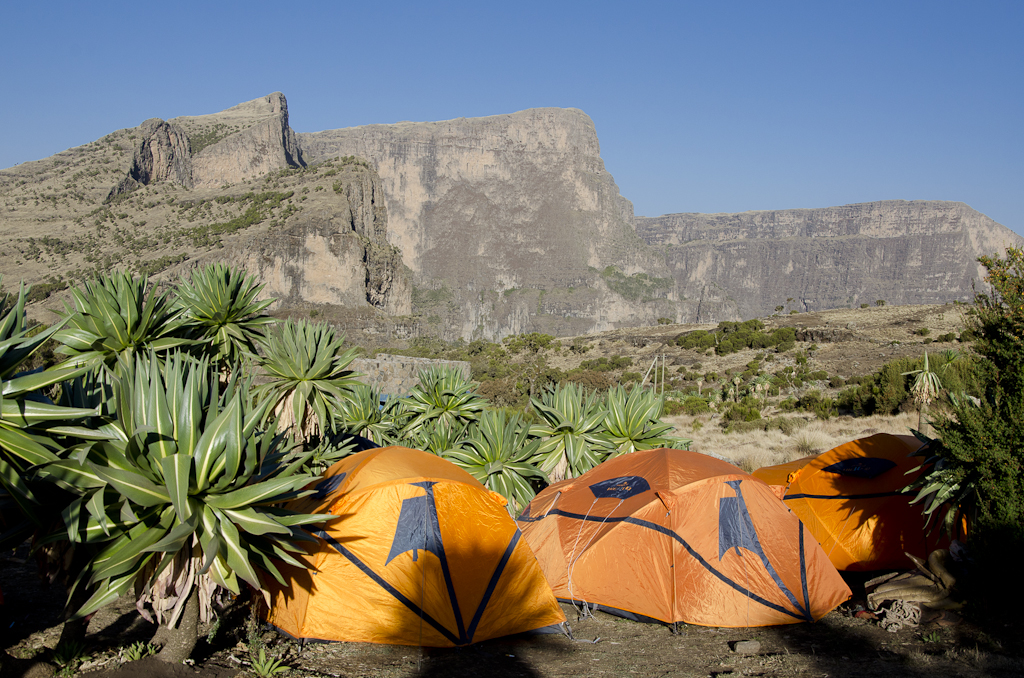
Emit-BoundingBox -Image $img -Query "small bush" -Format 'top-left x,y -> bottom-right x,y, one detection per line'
681,396 -> 711,416
722,402 -> 762,423
768,417 -> 803,436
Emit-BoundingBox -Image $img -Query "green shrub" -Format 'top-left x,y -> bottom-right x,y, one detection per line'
768,417 -> 803,435
926,248 -> 1024,607
681,396 -> 711,416
722,402 -> 762,423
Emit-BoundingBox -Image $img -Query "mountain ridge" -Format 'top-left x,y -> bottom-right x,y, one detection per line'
0,93 -> 1019,338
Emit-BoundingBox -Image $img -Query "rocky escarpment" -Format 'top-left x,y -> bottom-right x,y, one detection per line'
95,94 -> 410,314
298,109 -> 671,339
108,93 -> 304,201
224,162 -> 410,316
4,92 -> 1022,341
635,201 -> 1022,322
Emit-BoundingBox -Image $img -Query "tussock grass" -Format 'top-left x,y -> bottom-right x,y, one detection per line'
666,412 -> 918,472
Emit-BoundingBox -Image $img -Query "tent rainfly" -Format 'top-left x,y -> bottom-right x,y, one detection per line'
263,447 -> 565,646
753,433 -> 949,571
518,448 -> 851,627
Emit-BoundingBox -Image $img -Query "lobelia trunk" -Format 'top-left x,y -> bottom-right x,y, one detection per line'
153,587 -> 201,663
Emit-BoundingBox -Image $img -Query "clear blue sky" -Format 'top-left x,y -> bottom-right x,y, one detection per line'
3,1 -> 1022,233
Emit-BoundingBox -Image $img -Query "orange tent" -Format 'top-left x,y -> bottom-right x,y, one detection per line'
752,433 -> 946,571
263,447 -> 565,646
517,448 -> 850,627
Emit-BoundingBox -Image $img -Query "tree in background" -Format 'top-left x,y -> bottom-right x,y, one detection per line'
924,247 -> 1024,610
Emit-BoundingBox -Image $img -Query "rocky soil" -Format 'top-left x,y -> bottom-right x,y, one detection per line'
3,541 -> 1021,678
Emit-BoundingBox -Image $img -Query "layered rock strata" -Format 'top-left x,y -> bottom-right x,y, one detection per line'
635,201 -> 1021,322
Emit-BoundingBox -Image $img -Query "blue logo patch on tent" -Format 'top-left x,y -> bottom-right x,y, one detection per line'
589,476 -> 651,499
822,457 -> 896,479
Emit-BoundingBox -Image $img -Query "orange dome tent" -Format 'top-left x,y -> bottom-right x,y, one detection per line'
752,433 -> 946,571
517,448 -> 850,627
263,447 -> 565,646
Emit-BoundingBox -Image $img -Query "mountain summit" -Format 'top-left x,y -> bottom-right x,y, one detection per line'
0,93 -> 1019,339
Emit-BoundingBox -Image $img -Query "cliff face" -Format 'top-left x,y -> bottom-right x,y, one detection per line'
181,93 -> 305,188
298,109 -> 668,339
223,163 -> 410,316
635,201 -> 1022,322
110,92 -> 305,200
1,93 -> 409,318
4,92 -> 1021,340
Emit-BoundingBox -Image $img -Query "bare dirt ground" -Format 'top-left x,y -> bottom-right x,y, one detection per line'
3,541 -> 1022,678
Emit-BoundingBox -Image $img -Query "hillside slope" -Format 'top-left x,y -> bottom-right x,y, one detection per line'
0,93 -> 1019,338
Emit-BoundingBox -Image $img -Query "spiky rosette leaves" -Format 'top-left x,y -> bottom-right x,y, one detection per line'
254,320 -> 361,444
338,383 -> 403,445
446,411 -> 546,514
399,365 -> 487,438
54,272 -> 193,380
175,263 -> 276,369
39,351 -> 328,622
603,385 -> 691,456
0,278 -> 94,545
529,383 -> 613,482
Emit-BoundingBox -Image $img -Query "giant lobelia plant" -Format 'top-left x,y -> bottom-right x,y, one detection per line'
174,263 -> 277,372
446,410 -> 546,514
603,385 -> 691,456
53,271 -> 193,414
399,365 -> 487,439
39,351 -> 327,663
54,271 -> 191,372
338,382 -> 403,446
529,383 -> 613,482
254,320 -> 361,445
0,279 -> 94,548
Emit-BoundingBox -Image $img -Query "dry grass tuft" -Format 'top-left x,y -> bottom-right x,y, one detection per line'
667,412 -> 919,472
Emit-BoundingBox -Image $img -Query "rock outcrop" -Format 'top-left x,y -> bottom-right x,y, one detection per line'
635,201 -> 1021,322
223,162 -> 410,316
108,118 -> 195,200
182,92 -> 304,188
297,109 -> 670,339
108,93 -> 304,200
